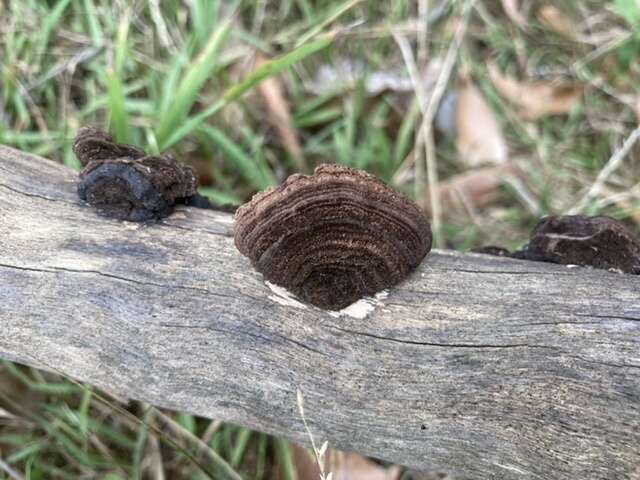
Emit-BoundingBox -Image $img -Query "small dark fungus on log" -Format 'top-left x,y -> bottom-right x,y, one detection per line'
78,156 -> 198,221
234,164 -> 432,310
517,215 -> 640,274
73,126 -> 145,166
74,128 -> 200,221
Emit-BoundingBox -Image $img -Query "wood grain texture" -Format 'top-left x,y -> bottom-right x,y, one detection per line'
1,146 -> 639,479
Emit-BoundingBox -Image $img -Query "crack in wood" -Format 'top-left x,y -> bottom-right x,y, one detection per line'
158,323 -> 326,356
0,262 -> 237,300
575,313 -> 640,323
0,183 -> 76,204
439,267 -> 572,276
327,326 -> 559,350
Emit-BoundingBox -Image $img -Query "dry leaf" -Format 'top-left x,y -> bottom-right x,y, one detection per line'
488,63 -> 583,120
275,443 -> 401,480
273,443 -> 323,480
537,5 -> 579,41
419,162 -> 519,215
255,53 -> 306,171
455,77 -> 508,166
330,452 -> 402,480
501,0 -> 527,28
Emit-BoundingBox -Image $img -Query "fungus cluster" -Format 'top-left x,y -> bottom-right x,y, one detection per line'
234,164 -> 433,310
73,127 -> 203,221
476,215 -> 640,274
515,215 -> 640,274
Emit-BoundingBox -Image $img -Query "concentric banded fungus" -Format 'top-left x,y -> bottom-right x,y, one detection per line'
73,127 -> 199,221
518,215 -> 640,274
234,164 -> 432,310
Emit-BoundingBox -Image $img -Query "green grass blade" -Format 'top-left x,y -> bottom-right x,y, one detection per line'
106,73 -> 129,143
161,35 -> 334,150
230,429 -> 252,468
158,99 -> 225,150
295,0 -> 315,24
177,412 -> 196,433
295,0 -> 362,46
36,0 -> 72,61
132,407 -> 154,480
155,19 -> 232,145
294,106 -> 342,127
201,125 -> 276,190
393,99 -> 420,169
197,187 -> 241,206
6,440 -> 47,464
223,35 -> 333,103
82,0 -> 103,45
77,388 -> 92,438
158,51 -> 188,117
273,439 -> 296,480
106,14 -> 131,143
190,0 -> 220,48
255,434 -> 268,480
333,126 -> 351,165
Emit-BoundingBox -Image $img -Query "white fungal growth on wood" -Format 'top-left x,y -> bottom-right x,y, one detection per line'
329,290 -> 389,319
266,281 -> 308,310
212,213 -> 234,225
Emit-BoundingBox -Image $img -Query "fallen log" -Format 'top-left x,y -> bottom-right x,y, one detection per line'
0,145 -> 639,479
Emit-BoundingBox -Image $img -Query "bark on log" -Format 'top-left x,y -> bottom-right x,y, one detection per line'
1,146 -> 639,479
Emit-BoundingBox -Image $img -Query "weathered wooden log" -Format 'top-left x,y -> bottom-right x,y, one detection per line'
0,146 -> 639,479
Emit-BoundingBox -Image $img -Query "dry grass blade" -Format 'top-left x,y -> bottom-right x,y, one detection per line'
141,409 -> 165,480
455,75 -> 508,166
501,0 -> 527,29
255,53 -> 306,172
595,186 -> 640,226
488,63 -> 583,120
296,388 -> 332,480
393,0 -> 476,248
0,458 -> 24,480
537,5 -> 579,41
569,124 -> 640,214
153,408 -> 243,480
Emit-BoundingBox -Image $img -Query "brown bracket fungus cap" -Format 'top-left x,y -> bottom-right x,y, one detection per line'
515,215 -> 640,274
73,126 -> 145,166
73,127 -> 200,221
234,164 -> 432,310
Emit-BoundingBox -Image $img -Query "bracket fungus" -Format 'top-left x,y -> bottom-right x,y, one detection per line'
234,164 -> 432,310
73,127 -> 203,221
515,215 -> 640,274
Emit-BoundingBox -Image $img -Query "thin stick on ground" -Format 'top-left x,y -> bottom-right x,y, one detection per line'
569,124 -> 640,214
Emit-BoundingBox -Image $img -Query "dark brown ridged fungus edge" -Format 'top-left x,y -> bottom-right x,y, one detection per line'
73,126 -> 145,166
517,215 -> 640,274
73,127 -> 199,221
234,164 -> 433,310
